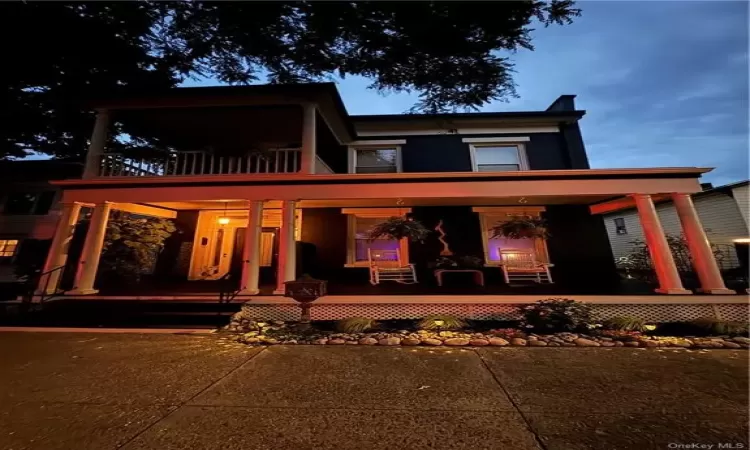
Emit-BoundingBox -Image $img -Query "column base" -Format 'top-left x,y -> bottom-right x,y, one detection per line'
65,288 -> 99,295
654,288 -> 693,295
272,288 -> 286,295
696,288 -> 737,295
238,288 -> 259,295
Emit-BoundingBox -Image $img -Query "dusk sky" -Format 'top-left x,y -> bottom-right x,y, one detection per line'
184,1 -> 749,186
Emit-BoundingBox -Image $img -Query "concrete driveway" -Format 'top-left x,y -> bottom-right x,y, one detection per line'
0,332 -> 747,450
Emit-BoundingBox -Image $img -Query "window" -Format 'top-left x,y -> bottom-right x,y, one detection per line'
342,208 -> 411,266
614,218 -> 627,235
348,140 -> 405,174
471,145 -> 526,172
353,148 -> 399,173
0,240 -> 19,259
473,207 -> 549,265
3,191 -> 56,215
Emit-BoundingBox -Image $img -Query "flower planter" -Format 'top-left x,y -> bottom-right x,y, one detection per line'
283,278 -> 328,327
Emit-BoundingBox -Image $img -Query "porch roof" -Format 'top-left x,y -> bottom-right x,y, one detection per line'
56,167 -> 711,208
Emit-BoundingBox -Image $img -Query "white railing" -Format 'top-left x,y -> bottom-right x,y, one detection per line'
95,148 -> 302,177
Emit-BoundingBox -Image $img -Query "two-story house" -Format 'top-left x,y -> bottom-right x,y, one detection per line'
33,83 -> 744,321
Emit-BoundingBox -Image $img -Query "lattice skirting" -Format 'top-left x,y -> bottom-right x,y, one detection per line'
238,302 -> 750,322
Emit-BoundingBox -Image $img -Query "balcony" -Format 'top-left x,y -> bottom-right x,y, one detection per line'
94,148 -> 302,178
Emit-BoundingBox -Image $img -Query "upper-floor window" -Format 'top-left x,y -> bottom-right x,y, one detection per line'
0,239 -> 19,260
348,140 -> 405,174
614,218 -> 627,235
464,137 -> 530,172
3,191 -> 56,215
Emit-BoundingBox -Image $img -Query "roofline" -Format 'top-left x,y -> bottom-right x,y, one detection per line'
350,110 -> 586,122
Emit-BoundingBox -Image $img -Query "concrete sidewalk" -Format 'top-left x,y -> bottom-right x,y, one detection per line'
0,332 -> 747,450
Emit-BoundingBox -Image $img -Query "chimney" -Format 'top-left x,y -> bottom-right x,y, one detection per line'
546,95 -> 577,112
700,182 -> 714,191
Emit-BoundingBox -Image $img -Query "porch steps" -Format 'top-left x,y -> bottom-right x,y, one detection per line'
0,298 -> 242,329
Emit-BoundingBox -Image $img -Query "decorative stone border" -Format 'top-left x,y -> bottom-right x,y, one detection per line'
227,320 -> 750,350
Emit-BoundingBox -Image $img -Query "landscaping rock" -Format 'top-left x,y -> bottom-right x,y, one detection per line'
641,340 -> 659,348
573,338 -> 600,347
614,341 -> 625,347
527,336 -> 538,341
469,339 -> 489,347
444,338 -> 470,346
328,339 -> 346,345
528,340 -> 548,347
600,341 -> 616,347
721,341 -> 742,349
313,338 -> 328,345
421,338 -> 443,346
547,342 -> 561,347
624,341 -> 640,347
489,338 -> 509,346
671,340 -> 692,348
401,338 -> 421,346
562,342 -> 576,347
732,336 -> 750,345
510,338 -> 527,346
244,338 -> 260,344
379,337 -> 401,346
359,337 -> 378,345
345,341 -> 359,345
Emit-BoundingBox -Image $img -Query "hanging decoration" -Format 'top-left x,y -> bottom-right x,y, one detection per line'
435,219 -> 453,256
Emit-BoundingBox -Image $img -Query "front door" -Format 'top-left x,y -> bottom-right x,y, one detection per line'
229,227 -> 279,285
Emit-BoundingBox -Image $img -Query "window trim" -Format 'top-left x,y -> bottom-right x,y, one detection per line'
0,238 -> 21,263
472,207 -> 550,267
2,191 -> 56,216
342,208 -> 411,267
348,141 -> 404,174
468,142 -> 529,172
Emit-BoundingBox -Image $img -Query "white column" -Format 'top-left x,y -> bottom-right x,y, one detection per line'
633,194 -> 692,294
36,202 -> 82,295
300,104 -> 316,174
239,201 -> 264,295
67,202 -> 112,295
672,193 -> 736,294
274,200 -> 297,294
82,109 -> 110,179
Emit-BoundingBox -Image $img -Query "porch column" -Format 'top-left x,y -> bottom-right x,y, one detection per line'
632,194 -> 691,294
672,193 -> 735,294
36,202 -> 82,295
68,202 -> 112,295
274,200 -> 297,294
300,103 -> 316,174
239,200 -> 264,295
82,109 -> 110,179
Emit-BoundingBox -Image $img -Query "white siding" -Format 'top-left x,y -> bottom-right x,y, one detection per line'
603,192 -> 749,268
732,184 -> 749,228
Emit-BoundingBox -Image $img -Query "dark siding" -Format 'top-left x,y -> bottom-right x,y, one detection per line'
300,208 -> 348,279
368,132 -> 574,172
544,205 -> 619,292
560,123 -> 590,169
316,111 -> 348,173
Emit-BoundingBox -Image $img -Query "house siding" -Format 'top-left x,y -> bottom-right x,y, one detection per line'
731,184 -> 749,228
603,192 -> 749,268
356,132 -> 577,173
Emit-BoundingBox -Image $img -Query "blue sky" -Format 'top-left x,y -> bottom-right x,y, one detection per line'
184,1 -> 749,186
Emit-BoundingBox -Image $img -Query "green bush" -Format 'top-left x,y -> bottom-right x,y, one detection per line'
603,316 -> 647,332
336,317 -> 378,333
688,318 -> 749,337
519,298 -> 595,333
417,314 -> 466,331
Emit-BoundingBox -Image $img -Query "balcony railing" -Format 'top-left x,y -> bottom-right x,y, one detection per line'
95,148 -> 302,177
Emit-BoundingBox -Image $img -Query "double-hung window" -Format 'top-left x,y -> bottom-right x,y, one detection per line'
348,141 -> 405,174
342,208 -> 410,267
464,137 -> 530,172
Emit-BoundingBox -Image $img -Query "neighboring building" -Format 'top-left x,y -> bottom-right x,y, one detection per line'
30,83 -> 740,303
0,160 -> 83,283
603,181 -> 750,270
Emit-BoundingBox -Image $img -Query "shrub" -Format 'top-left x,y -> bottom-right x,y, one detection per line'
603,316 -> 647,332
688,318 -> 749,337
417,314 -> 466,331
336,317 -> 378,333
519,298 -> 595,333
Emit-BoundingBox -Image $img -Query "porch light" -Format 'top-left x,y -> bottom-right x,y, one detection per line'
218,217 -> 230,225
733,238 -> 750,243
433,319 -> 445,327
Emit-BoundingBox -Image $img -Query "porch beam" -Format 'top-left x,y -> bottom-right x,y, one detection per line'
111,202 -> 177,219
672,193 -> 735,294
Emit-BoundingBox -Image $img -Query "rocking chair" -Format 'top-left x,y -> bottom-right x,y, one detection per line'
368,249 -> 418,285
497,249 -> 553,284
